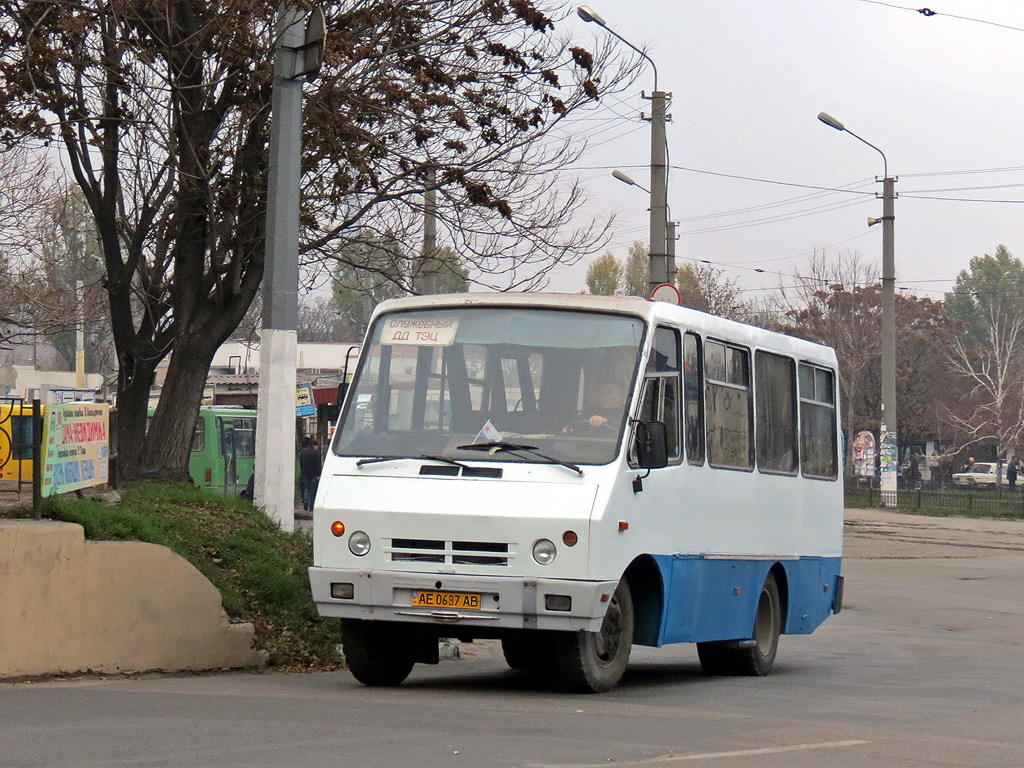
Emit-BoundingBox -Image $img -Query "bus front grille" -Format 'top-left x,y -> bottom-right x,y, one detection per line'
388,538 -> 511,566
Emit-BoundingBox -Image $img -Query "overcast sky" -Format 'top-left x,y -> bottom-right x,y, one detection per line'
545,0 -> 1024,302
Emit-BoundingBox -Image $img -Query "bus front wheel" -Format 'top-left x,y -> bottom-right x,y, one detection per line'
697,571 -> 781,677
501,632 -> 558,673
340,619 -> 417,687
555,580 -> 634,693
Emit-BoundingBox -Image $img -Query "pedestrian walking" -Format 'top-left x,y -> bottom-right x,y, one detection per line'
298,438 -> 322,511
1007,459 -> 1018,491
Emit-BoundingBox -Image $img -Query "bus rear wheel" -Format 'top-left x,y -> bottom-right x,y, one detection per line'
555,580 -> 634,693
340,619 -> 417,687
697,571 -> 781,677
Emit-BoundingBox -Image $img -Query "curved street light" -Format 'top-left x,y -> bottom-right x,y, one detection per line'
818,111 -> 897,506
612,169 -> 645,190
578,6 -> 671,293
612,170 -> 677,287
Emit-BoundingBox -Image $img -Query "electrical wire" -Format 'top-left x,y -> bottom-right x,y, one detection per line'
902,165 -> 1024,178
676,197 -> 870,236
849,0 -> 1024,34
670,165 -> 879,195
899,194 -> 1024,203
672,179 -> 874,224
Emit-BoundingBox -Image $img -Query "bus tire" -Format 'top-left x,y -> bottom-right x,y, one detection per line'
340,619 -> 417,687
555,580 -> 634,693
697,571 -> 781,677
734,571 -> 782,676
501,632 -> 557,673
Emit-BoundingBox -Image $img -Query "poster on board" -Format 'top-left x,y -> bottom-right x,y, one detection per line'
41,403 -> 110,496
853,430 -> 876,478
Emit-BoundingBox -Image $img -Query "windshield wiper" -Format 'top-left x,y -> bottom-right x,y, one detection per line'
456,441 -> 583,477
356,454 -> 470,469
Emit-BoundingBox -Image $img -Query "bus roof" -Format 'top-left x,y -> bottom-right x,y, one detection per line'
371,293 -> 837,367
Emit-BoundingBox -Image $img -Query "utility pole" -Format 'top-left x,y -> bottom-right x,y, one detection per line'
75,280 -> 85,389
255,5 -> 324,531
879,175 -> 897,506
647,89 -> 671,294
576,6 -> 671,297
418,169 -> 438,295
818,112 -> 897,506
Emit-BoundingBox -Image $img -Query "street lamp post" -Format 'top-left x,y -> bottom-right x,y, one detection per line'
578,6 -> 672,294
818,112 -> 897,506
612,170 -> 677,293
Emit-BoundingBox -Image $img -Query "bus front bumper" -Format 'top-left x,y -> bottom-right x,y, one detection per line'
309,566 -> 618,632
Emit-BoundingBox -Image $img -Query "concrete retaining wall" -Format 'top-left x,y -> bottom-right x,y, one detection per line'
0,520 -> 266,678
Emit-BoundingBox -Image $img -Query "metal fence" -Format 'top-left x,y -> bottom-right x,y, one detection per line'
846,477 -> 1024,519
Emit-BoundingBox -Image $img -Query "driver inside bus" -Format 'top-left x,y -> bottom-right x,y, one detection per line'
564,380 -> 628,433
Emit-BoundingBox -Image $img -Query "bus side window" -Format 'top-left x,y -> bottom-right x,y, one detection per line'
705,340 -> 753,470
191,417 -> 205,453
683,332 -> 705,465
799,363 -> 838,479
218,418 -> 230,457
755,351 -> 798,474
630,327 -> 681,465
234,418 -> 256,457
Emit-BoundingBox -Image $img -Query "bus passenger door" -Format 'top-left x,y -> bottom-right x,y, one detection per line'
631,326 -> 682,461
629,327 -> 684,524
218,418 -> 237,494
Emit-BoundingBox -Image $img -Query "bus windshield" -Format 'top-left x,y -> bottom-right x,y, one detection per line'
334,307 -> 646,466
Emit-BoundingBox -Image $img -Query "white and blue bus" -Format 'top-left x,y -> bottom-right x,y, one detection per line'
309,294 -> 843,692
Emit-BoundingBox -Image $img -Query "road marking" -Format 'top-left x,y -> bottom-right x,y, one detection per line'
530,739 -> 870,767
645,740 -> 870,762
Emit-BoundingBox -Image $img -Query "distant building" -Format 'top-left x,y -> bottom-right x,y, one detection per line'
148,339 -> 362,444
0,340 -> 107,403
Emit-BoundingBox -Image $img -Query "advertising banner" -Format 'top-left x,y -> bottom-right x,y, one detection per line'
853,430 -> 876,477
296,383 -> 316,417
41,403 -> 110,495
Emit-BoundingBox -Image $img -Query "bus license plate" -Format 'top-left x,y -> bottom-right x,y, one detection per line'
411,590 -> 482,610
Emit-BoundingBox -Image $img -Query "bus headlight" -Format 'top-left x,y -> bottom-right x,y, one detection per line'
348,531 -> 371,556
532,538 -> 556,565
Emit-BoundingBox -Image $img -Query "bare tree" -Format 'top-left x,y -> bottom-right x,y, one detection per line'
945,304 -> 1024,457
677,263 -> 747,320
944,247 -> 1024,458
297,296 -> 343,344
0,0 -> 635,479
0,145 -> 70,343
779,250 -> 956,468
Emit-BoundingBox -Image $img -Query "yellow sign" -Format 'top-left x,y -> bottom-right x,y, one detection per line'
41,403 -> 110,495
0,401 -> 33,482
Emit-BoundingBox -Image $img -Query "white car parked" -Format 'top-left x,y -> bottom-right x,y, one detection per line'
952,462 -> 1000,488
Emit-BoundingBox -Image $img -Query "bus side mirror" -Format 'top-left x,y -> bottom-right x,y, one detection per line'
635,421 -> 669,469
337,382 -> 349,407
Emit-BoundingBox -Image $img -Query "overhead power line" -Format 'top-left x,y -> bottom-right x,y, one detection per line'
850,0 -> 1024,34
670,165 -> 879,195
902,165 -> 1024,178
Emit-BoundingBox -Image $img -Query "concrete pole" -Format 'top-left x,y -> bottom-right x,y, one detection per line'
648,90 -> 669,295
880,176 -> 898,506
816,113 -> 897,503
418,169 -> 438,295
255,6 -> 306,532
75,280 -> 85,389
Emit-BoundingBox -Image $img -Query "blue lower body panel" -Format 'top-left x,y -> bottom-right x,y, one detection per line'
649,555 -> 842,646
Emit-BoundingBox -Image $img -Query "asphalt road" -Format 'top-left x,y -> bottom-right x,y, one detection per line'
3,509 -> 1022,768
